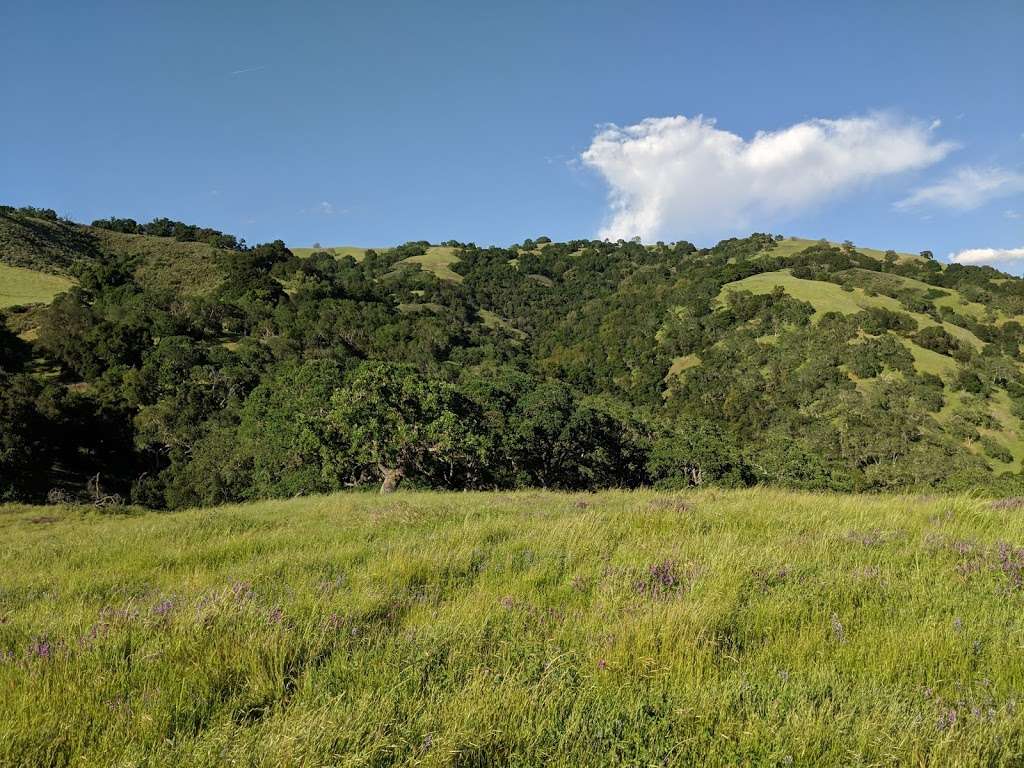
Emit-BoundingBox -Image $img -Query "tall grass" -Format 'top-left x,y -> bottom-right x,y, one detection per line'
2,489 -> 1023,766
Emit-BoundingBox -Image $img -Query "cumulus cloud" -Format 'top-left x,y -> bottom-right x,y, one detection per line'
895,166 -> 1024,211
949,246 -> 1024,269
580,113 -> 955,241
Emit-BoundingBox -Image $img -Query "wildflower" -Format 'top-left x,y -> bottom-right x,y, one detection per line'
153,599 -> 174,617
649,560 -> 679,589
830,613 -> 845,643
29,637 -> 51,660
936,708 -> 958,731
268,606 -> 284,625
596,658 -> 608,670
230,581 -> 253,601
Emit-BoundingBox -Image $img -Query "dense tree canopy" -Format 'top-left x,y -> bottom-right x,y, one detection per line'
4,204 -> 1024,506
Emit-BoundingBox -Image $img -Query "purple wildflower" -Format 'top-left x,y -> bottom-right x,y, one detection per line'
153,599 -> 174,617
268,606 -> 284,625
937,708 -> 958,731
29,637 -> 51,660
230,581 -> 254,601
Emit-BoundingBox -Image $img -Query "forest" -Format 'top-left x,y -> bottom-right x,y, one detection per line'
4,205 -> 1024,507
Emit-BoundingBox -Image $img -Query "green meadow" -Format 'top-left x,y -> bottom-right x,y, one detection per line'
3,489 -> 1024,766
0,264 -> 73,308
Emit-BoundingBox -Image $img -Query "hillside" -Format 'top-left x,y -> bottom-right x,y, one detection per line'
3,488 -> 1024,765
5,212 -> 1024,506
0,208 -> 229,297
0,264 -> 74,308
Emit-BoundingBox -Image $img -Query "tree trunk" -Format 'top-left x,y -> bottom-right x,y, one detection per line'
379,467 -> 403,494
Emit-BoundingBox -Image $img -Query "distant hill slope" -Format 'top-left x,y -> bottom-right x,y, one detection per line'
0,209 -> 226,296
8,216 -> 1024,504
290,245 -> 371,260
298,244 -> 465,283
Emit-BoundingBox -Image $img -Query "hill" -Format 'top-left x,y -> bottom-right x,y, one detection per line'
0,207 -> 230,297
5,214 -> 1024,506
2,488 -> 1023,766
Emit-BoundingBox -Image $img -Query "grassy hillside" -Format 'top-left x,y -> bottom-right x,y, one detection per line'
0,210 -> 101,274
720,269 -> 986,348
292,244 -> 464,282
716,268 -> 1024,472
91,228 -> 224,295
6,223 -> 1024,505
0,263 -> 74,307
389,245 -> 463,283
765,237 -> 920,263
290,245 -> 372,261
3,489 -> 1024,766
0,210 -> 226,295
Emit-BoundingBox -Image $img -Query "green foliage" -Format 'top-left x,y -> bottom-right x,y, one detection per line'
93,215 -> 246,250
648,418 -> 751,488
328,362 -> 491,491
235,359 -> 350,499
6,209 -> 1024,505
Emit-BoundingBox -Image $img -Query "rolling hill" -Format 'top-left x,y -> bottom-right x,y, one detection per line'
0,208 -> 228,297
5,210 -> 1024,505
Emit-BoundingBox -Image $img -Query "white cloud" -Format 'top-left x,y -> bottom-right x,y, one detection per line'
229,65 -> 266,76
949,246 -> 1024,269
1006,210 -> 1021,220
300,201 -> 347,216
580,113 -> 955,241
895,166 -> 1024,211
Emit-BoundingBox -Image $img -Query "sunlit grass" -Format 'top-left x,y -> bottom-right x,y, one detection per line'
0,264 -> 73,308
2,488 -> 1024,765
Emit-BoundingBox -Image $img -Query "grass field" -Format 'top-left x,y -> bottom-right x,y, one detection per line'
0,264 -> 74,307
3,489 -> 1024,766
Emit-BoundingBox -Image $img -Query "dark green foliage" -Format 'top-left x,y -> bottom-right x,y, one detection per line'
93,216 -> 246,250
648,418 -> 751,488
981,435 -> 1013,463
7,210 -> 1024,506
0,372 -> 49,501
328,362 -> 491,492
914,326 -> 958,356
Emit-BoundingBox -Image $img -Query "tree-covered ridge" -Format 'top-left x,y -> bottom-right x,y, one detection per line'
4,207 -> 1024,506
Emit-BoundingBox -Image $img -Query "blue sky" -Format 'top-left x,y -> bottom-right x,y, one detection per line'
2,1 -> 1021,266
